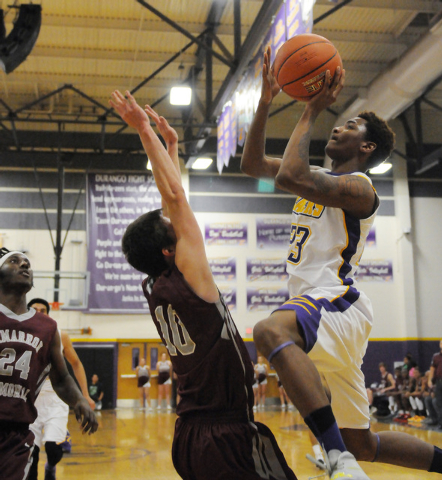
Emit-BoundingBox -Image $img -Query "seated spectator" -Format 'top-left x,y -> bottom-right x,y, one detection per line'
402,353 -> 417,378
89,374 -> 104,411
367,362 -> 396,417
389,366 -> 407,414
405,366 -> 428,419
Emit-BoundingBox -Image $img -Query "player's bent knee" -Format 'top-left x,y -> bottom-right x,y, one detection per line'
253,316 -> 293,357
45,441 -> 64,466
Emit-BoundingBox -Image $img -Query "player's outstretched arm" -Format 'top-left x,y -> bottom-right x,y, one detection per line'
241,46 -> 282,180
144,105 -> 180,218
49,331 -> 98,434
61,331 -> 96,409
110,91 -> 219,303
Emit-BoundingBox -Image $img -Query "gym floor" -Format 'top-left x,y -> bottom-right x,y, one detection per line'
35,408 -> 442,479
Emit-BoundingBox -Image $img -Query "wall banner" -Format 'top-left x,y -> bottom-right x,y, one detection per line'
205,222 -> 248,246
86,173 -> 161,313
355,260 -> 393,282
247,287 -> 290,311
256,217 -> 291,249
209,257 -> 236,281
247,258 -> 288,282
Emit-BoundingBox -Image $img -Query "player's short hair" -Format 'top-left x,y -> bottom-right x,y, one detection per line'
27,297 -> 51,314
358,111 -> 395,170
378,362 -> 386,368
122,209 -> 175,278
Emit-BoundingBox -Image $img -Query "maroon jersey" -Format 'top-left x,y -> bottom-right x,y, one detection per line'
143,266 -> 255,419
0,306 -> 57,425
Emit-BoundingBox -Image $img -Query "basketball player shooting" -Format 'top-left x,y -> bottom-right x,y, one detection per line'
241,45 -> 442,478
110,90 -> 297,480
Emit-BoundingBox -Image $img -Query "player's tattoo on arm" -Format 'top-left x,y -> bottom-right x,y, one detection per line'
297,131 -> 311,164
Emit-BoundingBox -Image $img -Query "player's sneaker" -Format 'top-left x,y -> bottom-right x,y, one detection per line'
325,450 -> 371,480
44,463 -> 56,480
60,430 -> 72,454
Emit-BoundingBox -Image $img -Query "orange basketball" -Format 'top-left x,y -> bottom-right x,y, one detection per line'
273,33 -> 343,102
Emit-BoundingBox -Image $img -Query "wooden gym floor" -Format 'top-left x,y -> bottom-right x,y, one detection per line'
36,408 -> 442,479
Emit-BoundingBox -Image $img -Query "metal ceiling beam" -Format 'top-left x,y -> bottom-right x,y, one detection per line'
41,14 -> 237,35
136,0 -> 234,68
313,0 -> 439,12
314,0 -> 354,24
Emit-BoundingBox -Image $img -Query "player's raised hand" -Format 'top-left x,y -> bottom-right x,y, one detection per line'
109,90 -> 151,130
307,67 -> 345,114
74,397 -> 99,435
260,46 -> 280,106
145,105 -> 178,148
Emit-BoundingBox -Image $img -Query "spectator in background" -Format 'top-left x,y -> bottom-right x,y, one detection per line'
367,362 -> 396,417
157,352 -> 172,411
403,353 -> 417,378
136,358 -> 151,410
254,356 -> 268,410
428,340 -> 442,429
390,366 -> 407,415
89,374 -> 104,411
424,370 -> 439,426
405,366 -> 428,421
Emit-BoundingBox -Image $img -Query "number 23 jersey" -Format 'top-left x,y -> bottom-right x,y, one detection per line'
287,171 -> 378,298
0,304 -> 57,425
142,266 -> 255,418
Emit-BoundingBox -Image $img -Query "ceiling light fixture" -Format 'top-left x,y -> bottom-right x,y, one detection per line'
191,157 -> 213,170
170,86 -> 192,106
369,162 -> 392,175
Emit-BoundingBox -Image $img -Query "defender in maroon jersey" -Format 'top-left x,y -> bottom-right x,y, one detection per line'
111,91 -> 297,480
0,248 -> 98,480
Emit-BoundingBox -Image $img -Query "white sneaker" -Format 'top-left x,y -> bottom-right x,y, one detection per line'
253,405 -> 257,412
326,450 -> 371,480
167,405 -> 172,411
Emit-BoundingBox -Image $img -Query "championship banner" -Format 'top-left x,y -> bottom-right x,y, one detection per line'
86,173 -> 161,313
209,258 -> 236,282
247,258 -> 288,282
355,260 -> 393,282
216,0 -> 316,172
205,222 -> 248,246
247,287 -> 290,311
256,217 -> 292,249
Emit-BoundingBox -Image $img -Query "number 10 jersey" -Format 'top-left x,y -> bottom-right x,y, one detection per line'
143,266 -> 255,420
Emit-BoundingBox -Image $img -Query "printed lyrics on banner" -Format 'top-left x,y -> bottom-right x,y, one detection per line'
87,174 -> 162,313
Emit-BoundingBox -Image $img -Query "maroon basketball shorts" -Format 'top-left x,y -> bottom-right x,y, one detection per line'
0,422 -> 35,480
172,416 -> 297,480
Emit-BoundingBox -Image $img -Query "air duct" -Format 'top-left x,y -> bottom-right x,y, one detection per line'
336,16 -> 442,123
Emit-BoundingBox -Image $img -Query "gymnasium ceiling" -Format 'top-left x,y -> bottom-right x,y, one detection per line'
1,0 -> 442,177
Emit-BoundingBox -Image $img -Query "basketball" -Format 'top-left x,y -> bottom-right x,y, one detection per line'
273,33 -> 343,102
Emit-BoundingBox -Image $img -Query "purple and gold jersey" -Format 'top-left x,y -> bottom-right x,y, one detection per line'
143,266 -> 255,419
0,305 -> 57,425
287,170 -> 378,299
